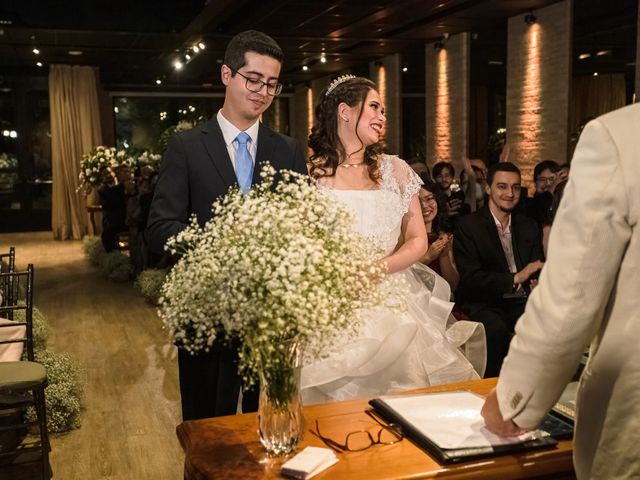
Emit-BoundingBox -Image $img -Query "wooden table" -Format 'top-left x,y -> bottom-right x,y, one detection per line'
176,378 -> 575,479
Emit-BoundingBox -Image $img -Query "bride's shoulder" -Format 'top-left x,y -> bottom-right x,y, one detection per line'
379,154 -> 419,183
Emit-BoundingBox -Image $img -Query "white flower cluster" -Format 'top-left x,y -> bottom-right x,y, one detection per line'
159,165 -> 397,387
0,152 -> 18,170
77,145 -> 136,192
137,150 -> 162,169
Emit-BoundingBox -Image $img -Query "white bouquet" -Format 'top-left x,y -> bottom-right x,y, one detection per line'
77,146 -> 136,193
159,165 -> 396,405
137,150 -> 162,170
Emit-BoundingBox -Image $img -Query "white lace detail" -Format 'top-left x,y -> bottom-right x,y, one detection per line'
379,154 -> 423,217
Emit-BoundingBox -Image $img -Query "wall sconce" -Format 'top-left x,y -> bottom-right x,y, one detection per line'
434,41 -> 445,51
524,13 -> 537,25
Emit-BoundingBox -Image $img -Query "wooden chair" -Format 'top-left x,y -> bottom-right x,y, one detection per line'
0,264 -> 50,479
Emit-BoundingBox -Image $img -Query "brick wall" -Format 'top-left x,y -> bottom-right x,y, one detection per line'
506,0 -> 572,188
370,54 -> 402,155
425,32 -> 469,174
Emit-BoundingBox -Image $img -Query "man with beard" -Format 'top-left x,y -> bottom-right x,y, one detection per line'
453,162 -> 544,377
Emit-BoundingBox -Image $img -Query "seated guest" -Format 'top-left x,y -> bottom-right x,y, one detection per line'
453,162 -> 544,377
433,161 -> 470,225
526,159 -> 559,230
418,177 -> 458,291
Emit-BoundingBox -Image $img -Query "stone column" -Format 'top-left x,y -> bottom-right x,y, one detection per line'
506,0 -> 572,187
425,32 -> 470,174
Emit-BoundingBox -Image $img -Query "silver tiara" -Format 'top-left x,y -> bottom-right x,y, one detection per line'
325,74 -> 356,96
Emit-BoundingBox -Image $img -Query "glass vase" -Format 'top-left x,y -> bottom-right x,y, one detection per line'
257,341 -> 305,456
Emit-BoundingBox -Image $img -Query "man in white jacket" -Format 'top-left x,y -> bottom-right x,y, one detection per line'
481,103 -> 640,479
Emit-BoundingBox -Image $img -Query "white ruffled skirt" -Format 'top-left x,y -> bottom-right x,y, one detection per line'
301,264 -> 486,404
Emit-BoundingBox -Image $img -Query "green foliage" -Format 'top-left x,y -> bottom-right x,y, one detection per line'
82,236 -> 132,281
135,269 -> 168,304
27,350 -> 84,433
82,235 -> 105,267
99,251 -> 132,282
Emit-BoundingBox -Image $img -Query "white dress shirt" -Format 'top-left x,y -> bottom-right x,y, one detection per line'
216,110 -> 259,174
490,209 -> 517,274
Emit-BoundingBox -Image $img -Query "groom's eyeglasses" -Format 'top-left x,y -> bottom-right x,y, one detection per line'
228,67 -> 283,96
310,410 -> 403,452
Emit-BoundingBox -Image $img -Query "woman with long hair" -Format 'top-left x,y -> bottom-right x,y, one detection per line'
301,76 -> 485,403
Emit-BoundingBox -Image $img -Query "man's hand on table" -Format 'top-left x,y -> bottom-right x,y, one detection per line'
481,388 -> 526,437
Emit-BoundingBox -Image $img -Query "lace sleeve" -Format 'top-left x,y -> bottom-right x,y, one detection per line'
380,155 -> 423,215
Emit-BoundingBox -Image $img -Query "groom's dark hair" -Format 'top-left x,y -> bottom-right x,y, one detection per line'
224,30 -> 284,72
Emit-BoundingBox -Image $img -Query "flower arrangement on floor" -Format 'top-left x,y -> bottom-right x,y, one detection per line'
82,235 -> 132,282
14,308 -> 84,433
159,165 -> 400,454
77,145 -> 136,193
135,268 -> 168,304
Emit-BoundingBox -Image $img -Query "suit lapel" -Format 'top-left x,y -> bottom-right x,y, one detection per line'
201,118 -> 237,187
482,207 -> 511,272
254,123 -> 277,184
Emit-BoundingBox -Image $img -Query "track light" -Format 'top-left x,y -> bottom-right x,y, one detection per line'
524,13 -> 537,25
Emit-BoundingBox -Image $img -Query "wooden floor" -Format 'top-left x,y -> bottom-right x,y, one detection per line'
0,232 -> 183,479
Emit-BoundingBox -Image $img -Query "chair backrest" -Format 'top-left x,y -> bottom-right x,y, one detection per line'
0,264 -> 35,361
0,246 -> 16,305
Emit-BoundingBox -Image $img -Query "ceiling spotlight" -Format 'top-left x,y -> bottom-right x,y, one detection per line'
320,54 -> 327,64
302,65 -> 309,71
524,13 -> 537,25
155,79 -> 162,85
402,67 -> 408,72
32,48 -> 40,55
593,72 -> 599,76
578,53 -> 591,60
596,50 -> 611,56
198,42 -> 205,50
185,53 -> 191,61
68,50 -> 83,56
36,61 -> 43,67
9,130 -> 17,138
114,106 -> 119,114
174,60 -> 183,70
193,45 -> 200,53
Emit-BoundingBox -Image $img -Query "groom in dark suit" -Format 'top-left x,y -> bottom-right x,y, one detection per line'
146,30 -> 307,421
453,162 -> 544,378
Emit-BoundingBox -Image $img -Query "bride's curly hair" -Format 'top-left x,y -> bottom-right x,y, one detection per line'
308,77 -> 384,182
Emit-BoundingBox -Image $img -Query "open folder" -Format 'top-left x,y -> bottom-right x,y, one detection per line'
370,391 -> 569,464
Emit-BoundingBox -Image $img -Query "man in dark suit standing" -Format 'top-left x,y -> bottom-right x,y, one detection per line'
453,162 -> 543,377
146,30 -> 307,421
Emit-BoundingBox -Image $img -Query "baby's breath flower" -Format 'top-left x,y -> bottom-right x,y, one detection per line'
159,164 -> 399,398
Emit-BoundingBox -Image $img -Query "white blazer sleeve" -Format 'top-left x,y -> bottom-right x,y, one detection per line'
496,117 -> 632,428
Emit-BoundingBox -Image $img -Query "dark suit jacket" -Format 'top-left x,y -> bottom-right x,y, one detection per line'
146,117 -> 308,254
453,205 -> 543,309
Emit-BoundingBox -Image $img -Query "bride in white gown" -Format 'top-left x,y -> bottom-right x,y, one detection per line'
301,75 -> 486,404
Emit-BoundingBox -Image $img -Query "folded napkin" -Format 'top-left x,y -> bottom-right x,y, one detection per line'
280,446 -> 339,479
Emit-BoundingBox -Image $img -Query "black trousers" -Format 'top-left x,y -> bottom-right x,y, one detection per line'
466,299 -> 527,378
177,345 -> 259,421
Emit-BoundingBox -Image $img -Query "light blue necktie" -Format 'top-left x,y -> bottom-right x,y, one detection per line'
235,132 -> 254,194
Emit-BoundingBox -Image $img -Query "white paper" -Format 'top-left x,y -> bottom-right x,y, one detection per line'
380,391 -> 547,449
